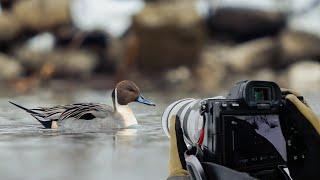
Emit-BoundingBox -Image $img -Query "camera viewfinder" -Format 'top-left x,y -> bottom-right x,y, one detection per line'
253,87 -> 271,101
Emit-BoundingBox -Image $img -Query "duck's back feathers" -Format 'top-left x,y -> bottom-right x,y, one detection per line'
9,102 -> 122,129
59,103 -> 113,120
57,103 -> 124,130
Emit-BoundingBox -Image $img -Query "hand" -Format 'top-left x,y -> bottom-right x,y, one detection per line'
281,89 -> 320,180
168,115 -> 189,179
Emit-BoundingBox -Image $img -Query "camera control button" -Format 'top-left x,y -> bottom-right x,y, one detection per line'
250,157 -> 258,162
231,103 -> 239,107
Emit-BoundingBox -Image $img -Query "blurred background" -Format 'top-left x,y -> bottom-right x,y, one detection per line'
0,0 -> 319,94
0,0 -> 319,180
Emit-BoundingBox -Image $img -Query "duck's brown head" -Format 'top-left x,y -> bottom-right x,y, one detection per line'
112,80 -> 155,106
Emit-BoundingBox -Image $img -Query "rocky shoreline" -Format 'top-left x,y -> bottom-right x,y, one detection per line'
0,0 -> 319,93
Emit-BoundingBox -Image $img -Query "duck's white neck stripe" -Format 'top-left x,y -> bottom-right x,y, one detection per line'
114,88 -> 138,127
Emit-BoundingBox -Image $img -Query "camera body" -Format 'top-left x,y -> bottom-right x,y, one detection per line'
199,80 -> 305,173
201,80 -> 283,172
162,80 -> 307,176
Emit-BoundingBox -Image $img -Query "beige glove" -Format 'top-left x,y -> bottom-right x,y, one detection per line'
280,89 -> 320,180
168,115 -> 189,179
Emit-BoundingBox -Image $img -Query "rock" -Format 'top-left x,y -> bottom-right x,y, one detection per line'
0,54 -> 24,80
0,0 -> 18,9
165,66 -> 191,84
207,7 -> 286,41
46,49 -> 98,77
54,28 -> 109,49
225,38 -> 279,73
26,32 -> 55,53
132,1 -> 205,73
14,45 -> 47,71
279,30 -> 320,67
287,61 -> 320,92
270,70 -> 289,88
53,26 -> 78,46
53,28 -> 113,73
252,69 -> 277,82
0,12 -> 22,41
13,0 -> 71,31
249,69 -> 290,89
15,47 -> 98,78
195,46 -> 228,93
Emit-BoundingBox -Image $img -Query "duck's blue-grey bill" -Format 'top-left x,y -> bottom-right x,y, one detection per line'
136,95 -> 156,106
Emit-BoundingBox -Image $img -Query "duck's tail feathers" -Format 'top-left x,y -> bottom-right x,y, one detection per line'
9,101 -> 52,128
9,101 -> 39,115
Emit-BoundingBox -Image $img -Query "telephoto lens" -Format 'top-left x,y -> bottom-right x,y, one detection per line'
161,98 -> 204,146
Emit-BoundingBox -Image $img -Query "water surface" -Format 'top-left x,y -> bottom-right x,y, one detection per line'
0,89 -> 318,180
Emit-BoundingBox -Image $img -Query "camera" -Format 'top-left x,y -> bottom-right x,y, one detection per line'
162,80 -> 306,178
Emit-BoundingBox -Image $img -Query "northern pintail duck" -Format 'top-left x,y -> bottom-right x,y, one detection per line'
9,80 -> 155,129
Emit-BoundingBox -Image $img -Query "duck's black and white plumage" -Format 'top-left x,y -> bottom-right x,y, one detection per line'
9,80 -> 155,130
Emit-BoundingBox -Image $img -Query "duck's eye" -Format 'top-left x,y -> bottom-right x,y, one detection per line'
128,88 -> 135,92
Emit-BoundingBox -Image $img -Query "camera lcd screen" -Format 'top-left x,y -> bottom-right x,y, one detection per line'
223,115 -> 287,169
253,87 -> 271,101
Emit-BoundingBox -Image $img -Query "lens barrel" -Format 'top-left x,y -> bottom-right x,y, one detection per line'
161,98 -> 204,145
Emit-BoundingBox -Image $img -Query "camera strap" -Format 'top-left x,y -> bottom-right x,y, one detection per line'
197,128 -> 205,145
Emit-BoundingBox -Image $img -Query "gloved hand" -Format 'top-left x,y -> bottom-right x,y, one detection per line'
280,89 -> 320,180
168,115 -> 189,180
167,115 -> 255,180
